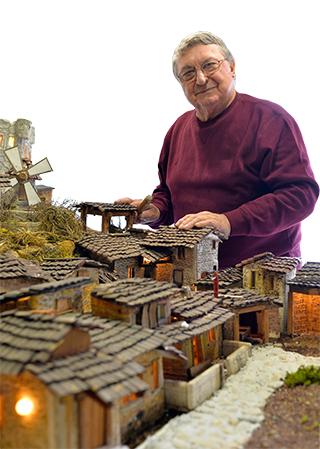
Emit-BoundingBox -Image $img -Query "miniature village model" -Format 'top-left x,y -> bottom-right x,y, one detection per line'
0,121 -> 319,448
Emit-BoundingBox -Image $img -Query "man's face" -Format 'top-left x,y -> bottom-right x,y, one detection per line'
176,43 -> 236,121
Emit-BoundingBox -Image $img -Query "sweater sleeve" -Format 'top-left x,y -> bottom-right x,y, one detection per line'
225,114 -> 319,237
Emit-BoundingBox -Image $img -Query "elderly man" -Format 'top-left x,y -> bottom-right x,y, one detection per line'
116,32 -> 319,269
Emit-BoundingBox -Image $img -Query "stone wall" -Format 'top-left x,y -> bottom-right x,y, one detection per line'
0,372 -> 53,449
195,235 -> 220,276
293,293 -> 320,336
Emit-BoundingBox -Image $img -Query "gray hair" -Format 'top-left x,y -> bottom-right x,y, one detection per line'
172,31 -> 235,80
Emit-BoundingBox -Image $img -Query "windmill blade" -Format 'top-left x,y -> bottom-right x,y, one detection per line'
3,146 -> 23,172
24,181 -> 42,206
9,178 -> 19,187
27,157 -> 53,177
2,178 -> 19,194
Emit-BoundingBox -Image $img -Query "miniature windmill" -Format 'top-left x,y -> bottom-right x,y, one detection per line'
2,146 -> 53,206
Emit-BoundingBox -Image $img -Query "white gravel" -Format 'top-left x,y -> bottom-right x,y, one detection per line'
137,345 -> 320,449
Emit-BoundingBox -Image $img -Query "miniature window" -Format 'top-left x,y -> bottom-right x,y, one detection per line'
157,304 -> 166,322
173,270 -> 183,288
268,275 -> 275,290
8,136 -> 15,147
0,135 -> 3,147
177,247 -> 185,259
212,241 -> 216,250
192,337 -> 200,365
128,267 -> 135,278
122,393 -> 139,404
134,307 -> 143,325
57,297 -> 72,312
208,328 -> 216,343
250,271 -> 256,288
153,359 -> 159,389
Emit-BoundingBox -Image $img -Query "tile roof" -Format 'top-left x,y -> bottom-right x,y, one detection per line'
0,253 -> 53,282
156,306 -> 234,345
76,233 -> 172,264
0,174 -> 11,189
193,267 -> 242,289
141,226 -> 227,248
236,252 -> 300,273
287,262 -> 320,288
259,256 -> 301,273
26,351 -> 147,403
76,202 -> 138,213
219,288 -> 283,308
170,291 -> 223,321
92,278 -> 181,306
0,310 -> 151,402
0,309 -> 81,375
40,257 -> 119,282
83,317 -> 166,361
0,276 -> 94,305
77,234 -> 143,262
235,252 -> 274,268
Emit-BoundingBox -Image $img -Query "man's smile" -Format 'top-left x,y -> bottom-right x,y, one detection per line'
195,86 -> 217,96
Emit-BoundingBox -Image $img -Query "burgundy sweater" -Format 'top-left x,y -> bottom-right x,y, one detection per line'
151,93 -> 319,269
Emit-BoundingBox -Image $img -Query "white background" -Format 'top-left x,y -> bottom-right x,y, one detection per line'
1,0 -> 319,262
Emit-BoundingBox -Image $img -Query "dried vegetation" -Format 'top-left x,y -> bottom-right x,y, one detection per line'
0,199 -> 88,262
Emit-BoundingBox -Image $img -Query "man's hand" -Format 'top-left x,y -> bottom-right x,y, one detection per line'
175,211 -> 231,237
115,197 -> 160,224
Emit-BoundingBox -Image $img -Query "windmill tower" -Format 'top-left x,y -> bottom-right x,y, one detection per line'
0,119 -> 53,206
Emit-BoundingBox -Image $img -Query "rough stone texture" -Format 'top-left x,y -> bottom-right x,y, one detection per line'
136,346 -> 320,449
164,364 -> 221,412
292,293 -> 320,336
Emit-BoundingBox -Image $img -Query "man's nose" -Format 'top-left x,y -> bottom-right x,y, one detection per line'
195,68 -> 207,84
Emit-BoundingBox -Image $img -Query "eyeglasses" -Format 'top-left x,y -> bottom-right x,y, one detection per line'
178,59 -> 227,83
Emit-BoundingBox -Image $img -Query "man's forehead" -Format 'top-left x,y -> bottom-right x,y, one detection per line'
177,43 -> 224,69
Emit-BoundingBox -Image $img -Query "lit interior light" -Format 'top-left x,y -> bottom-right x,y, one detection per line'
15,397 -> 34,416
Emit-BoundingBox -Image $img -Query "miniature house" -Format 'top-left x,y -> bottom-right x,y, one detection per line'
76,225 -> 226,287
153,290 -> 236,411
287,262 -> 320,336
157,291 -> 235,381
76,201 -> 138,233
76,232 -> 171,280
141,226 -> 226,285
91,277 -> 180,328
0,253 -> 53,295
35,184 -> 54,203
220,287 -> 282,342
0,277 -> 95,314
193,266 -> 243,291
86,316 -> 169,443
40,257 -> 119,312
0,310 -> 150,449
236,252 -> 300,332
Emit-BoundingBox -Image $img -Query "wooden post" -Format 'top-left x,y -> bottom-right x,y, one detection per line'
80,206 -> 87,231
287,291 -> 294,335
102,212 -> 112,233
